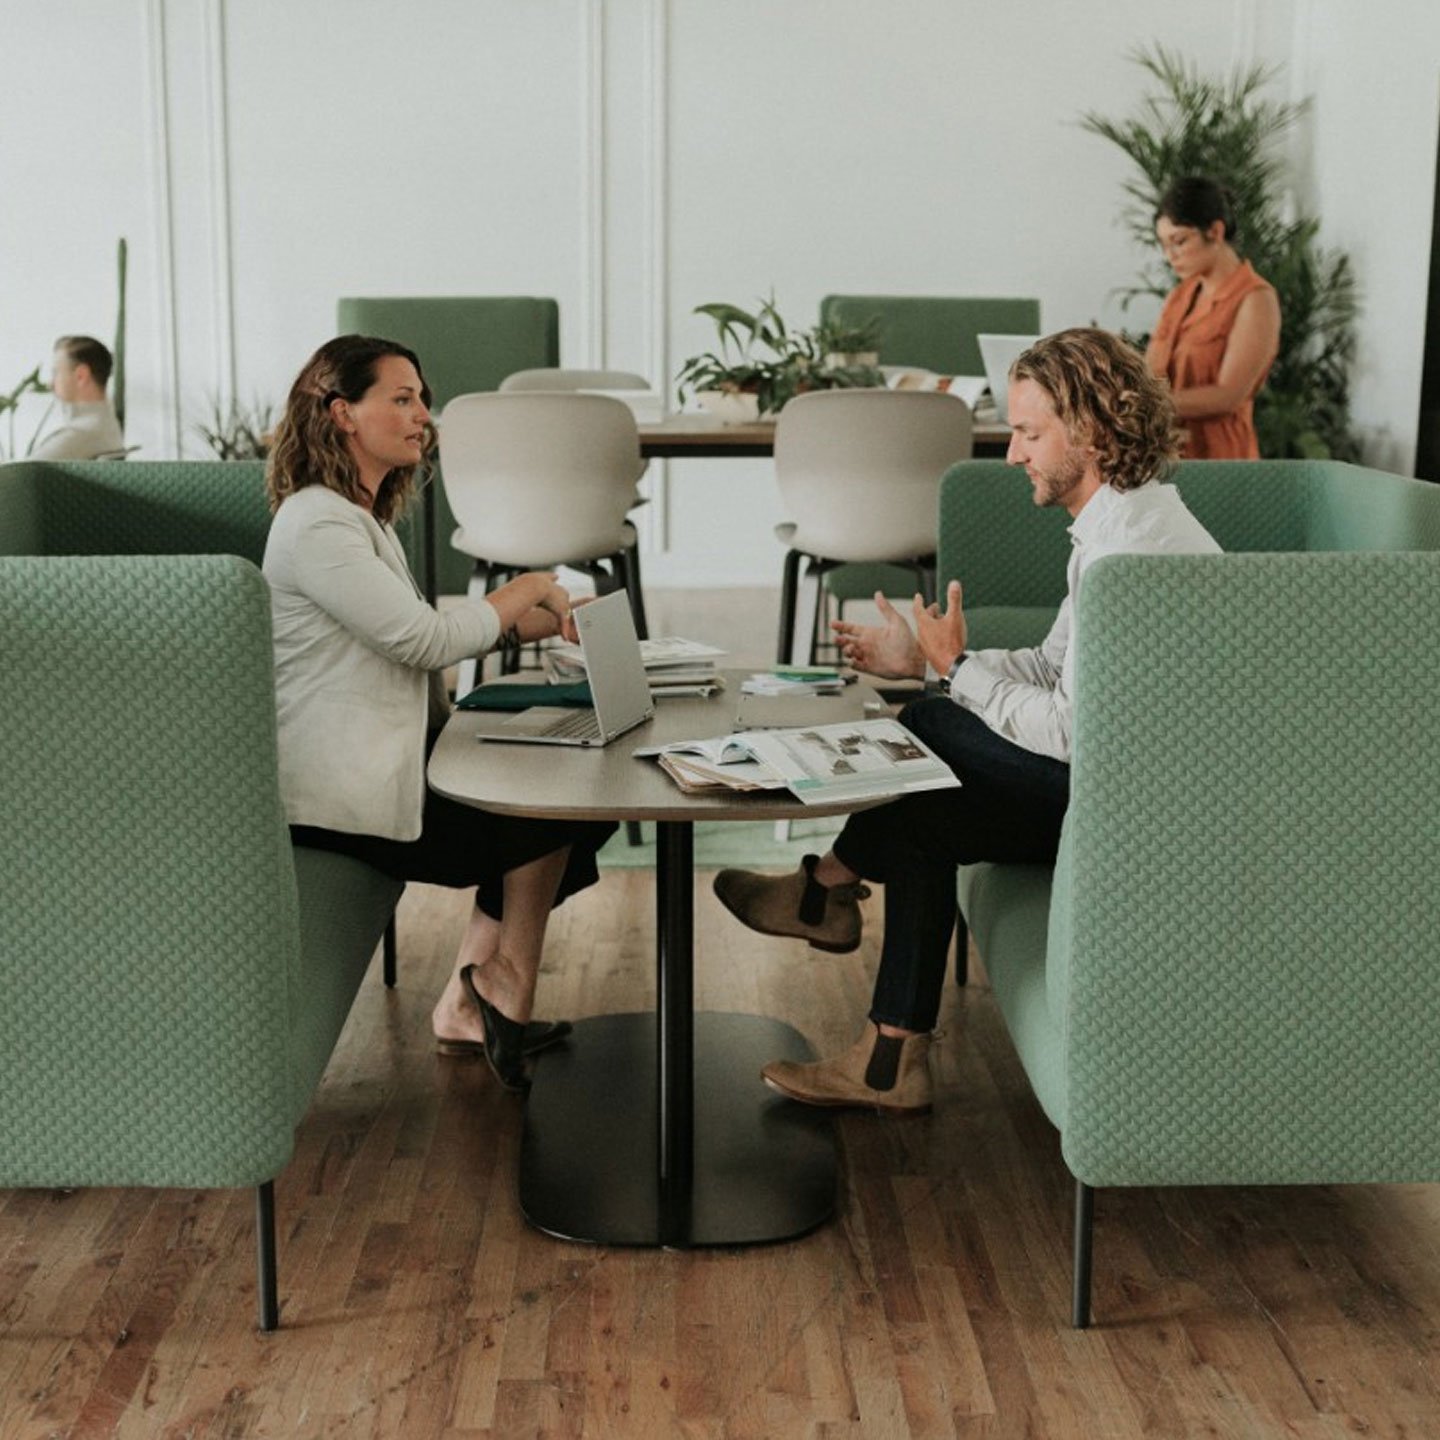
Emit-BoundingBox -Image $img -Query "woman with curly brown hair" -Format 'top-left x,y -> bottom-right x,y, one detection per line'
263,334 -> 614,1093
711,328 -> 1221,1115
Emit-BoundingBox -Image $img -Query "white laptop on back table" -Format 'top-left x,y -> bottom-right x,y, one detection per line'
977,333 -> 1041,426
470,591 -> 655,747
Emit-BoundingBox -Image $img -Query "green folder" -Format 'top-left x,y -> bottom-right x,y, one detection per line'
455,681 -> 593,711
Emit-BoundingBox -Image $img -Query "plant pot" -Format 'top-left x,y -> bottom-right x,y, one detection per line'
824,351 -> 880,370
696,390 -> 762,425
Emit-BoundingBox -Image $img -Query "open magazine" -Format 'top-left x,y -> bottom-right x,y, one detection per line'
636,717 -> 960,805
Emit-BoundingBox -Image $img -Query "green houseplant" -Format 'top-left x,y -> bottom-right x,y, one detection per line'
676,296 -> 883,421
194,394 -> 276,460
0,366 -> 48,460
1082,45 -> 1360,460
813,314 -> 882,370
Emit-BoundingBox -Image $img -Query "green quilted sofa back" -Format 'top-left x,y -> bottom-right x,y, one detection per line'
0,459 -> 272,560
1056,550 -> 1440,1187
0,458 -> 427,575
819,294 -> 1041,375
937,458 -> 1440,649
0,554 -> 302,1186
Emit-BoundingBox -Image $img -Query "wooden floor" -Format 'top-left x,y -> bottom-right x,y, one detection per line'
5,590 -> 1440,1438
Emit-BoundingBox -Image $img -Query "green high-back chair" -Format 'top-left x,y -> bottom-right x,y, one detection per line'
819,294 -> 1041,377
336,296 -> 560,597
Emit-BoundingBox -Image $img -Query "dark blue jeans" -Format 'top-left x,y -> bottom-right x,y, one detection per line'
831,697 -> 1070,1032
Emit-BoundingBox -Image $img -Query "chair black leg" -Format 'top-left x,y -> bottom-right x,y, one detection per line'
615,546 -> 649,640
918,559 -> 937,607
625,820 -> 644,846
1072,1179 -> 1094,1328
256,1180 -> 279,1332
777,548 -> 804,664
383,917 -> 397,987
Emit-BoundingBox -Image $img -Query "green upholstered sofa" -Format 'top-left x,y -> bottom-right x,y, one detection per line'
934,459 -> 1440,1325
336,296 -> 560,597
0,460 -> 405,1330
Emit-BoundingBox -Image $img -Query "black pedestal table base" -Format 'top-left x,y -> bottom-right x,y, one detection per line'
519,1012 -> 837,1245
518,818 -> 838,1246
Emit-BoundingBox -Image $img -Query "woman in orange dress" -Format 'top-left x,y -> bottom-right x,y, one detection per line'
1145,176 -> 1281,459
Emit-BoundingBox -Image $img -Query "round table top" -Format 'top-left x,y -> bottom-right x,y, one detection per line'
428,671 -> 894,822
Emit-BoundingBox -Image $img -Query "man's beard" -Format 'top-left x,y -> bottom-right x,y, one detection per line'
1032,446 -> 1089,507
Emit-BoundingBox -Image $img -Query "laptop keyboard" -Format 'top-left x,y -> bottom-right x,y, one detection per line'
540,708 -> 603,741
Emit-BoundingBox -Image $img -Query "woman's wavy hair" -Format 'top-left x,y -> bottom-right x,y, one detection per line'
266,334 -> 434,525
1011,328 -> 1181,491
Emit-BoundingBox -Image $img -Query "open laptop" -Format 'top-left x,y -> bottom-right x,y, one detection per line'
470,591 -> 655,747
977,333 -> 1041,425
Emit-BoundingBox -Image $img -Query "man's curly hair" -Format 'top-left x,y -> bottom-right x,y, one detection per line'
1011,328 -> 1181,491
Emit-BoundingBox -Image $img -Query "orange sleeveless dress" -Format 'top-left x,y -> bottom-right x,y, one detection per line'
1146,259 -> 1275,459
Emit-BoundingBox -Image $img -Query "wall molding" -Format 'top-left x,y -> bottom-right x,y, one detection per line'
581,0 -> 605,368
144,0 -> 182,455
644,0 -> 670,552
204,0 -> 237,401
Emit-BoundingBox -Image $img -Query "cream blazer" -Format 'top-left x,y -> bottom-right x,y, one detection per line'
263,485 -> 500,840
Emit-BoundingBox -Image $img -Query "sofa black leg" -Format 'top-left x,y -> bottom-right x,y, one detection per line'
953,909 -> 968,987
1072,1179 -> 1094,1329
256,1180 -> 279,1332
383,917 -> 397,988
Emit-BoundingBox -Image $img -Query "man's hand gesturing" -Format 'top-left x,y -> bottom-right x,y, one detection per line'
912,580 -> 967,676
831,591 -> 926,679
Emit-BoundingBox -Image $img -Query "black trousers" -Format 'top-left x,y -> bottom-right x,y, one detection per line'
292,736 -> 615,921
831,697 -> 1069,1032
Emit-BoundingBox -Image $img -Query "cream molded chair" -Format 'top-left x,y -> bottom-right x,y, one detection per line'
439,392 -> 648,694
773,389 -> 973,663
500,368 -> 651,392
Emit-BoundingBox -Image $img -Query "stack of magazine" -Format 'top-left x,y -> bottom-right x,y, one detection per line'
636,717 -> 960,805
544,635 -> 726,697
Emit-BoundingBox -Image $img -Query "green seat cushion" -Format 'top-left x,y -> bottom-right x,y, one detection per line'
289,847 -> 404,1115
965,605 -> 1056,652
958,861 -> 1065,1130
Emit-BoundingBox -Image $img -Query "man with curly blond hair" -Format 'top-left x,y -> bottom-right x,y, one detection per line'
715,327 -> 1221,1113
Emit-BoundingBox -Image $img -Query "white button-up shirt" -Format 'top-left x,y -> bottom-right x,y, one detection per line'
948,480 -> 1221,763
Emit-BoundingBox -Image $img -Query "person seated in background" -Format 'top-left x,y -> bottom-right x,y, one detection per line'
264,334 -> 616,1094
29,335 -> 126,460
714,328 -> 1222,1114
1145,175 -> 1281,460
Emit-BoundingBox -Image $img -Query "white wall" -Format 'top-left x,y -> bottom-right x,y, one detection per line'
1294,0 -> 1440,476
16,0 -> 1428,586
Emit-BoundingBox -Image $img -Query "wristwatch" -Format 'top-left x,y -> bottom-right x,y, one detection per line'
944,652 -> 967,687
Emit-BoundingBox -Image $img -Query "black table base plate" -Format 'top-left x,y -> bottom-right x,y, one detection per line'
519,1011 -> 838,1247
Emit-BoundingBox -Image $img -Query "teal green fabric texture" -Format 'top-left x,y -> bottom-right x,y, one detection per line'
2,464 -> 404,1205
289,848 -> 403,1114
957,862 -> 1067,1129
936,458 -> 1440,649
1061,552 -> 1440,1187
950,462 -> 1440,1201
336,296 -> 561,593
819,295 -> 1041,376
0,459 -> 272,561
0,556 -> 301,1187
